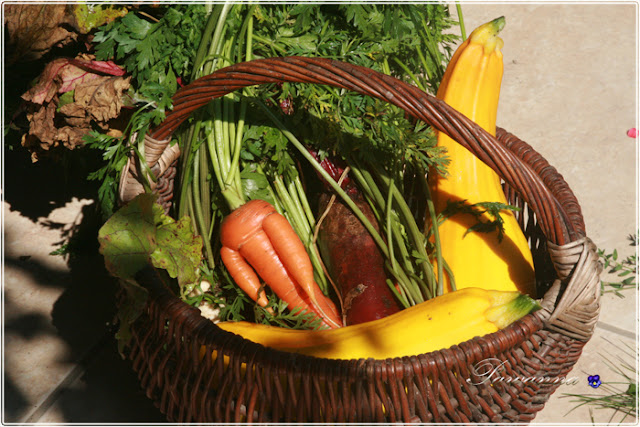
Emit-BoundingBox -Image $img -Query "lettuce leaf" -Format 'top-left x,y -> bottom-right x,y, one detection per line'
98,193 -> 203,353
99,192 -> 203,285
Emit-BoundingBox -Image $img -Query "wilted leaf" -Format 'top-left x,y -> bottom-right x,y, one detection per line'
57,103 -> 87,126
22,102 -> 58,150
22,56 -> 125,105
71,3 -> 129,34
20,54 -> 130,160
73,75 -> 130,123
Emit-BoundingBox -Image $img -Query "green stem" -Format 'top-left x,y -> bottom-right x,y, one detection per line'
349,164 -> 386,212
384,260 -> 419,307
224,97 -> 236,166
273,175 -> 307,238
444,259 -> 456,292
422,174 -> 445,296
226,8 -> 253,199
213,100 -> 228,177
387,278 -> 410,308
251,33 -> 288,55
271,171 -> 328,294
245,7 -> 254,61
190,6 -> 223,81
255,162 -> 284,213
228,96 -> 246,194
421,15 -> 445,83
375,170 -> 435,300
392,182 -> 435,299
350,158 -> 425,301
386,179 -> 397,276
287,178 -> 313,237
199,143 -> 211,232
177,134 -> 195,218
204,2 -> 234,75
294,174 -> 316,229
192,148 -> 215,267
178,2 -> 233,233
177,4 -> 225,221
205,120 -> 225,190
456,2 -> 466,41
256,100 -> 390,260
416,48 -> 432,82
393,58 -> 426,92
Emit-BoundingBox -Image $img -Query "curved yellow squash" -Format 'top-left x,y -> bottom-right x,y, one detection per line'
217,288 -> 540,360
431,17 -> 536,296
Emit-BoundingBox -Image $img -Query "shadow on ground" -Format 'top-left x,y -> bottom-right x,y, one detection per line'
3,142 -> 166,422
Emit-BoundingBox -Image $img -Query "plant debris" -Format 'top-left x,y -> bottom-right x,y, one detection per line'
20,54 -> 131,162
4,4 -> 128,64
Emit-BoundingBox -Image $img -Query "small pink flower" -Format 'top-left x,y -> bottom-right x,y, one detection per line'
279,97 -> 294,115
627,128 -> 637,138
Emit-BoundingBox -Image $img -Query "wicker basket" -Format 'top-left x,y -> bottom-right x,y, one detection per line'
117,56 -> 601,423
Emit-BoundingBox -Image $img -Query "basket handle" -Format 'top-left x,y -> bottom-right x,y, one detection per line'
146,56 -> 582,246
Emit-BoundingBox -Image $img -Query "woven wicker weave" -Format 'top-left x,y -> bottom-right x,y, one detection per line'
118,56 -> 601,423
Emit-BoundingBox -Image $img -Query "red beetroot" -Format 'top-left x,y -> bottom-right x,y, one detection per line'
314,152 -> 402,325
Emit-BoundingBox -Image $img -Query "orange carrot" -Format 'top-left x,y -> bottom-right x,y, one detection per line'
262,212 -> 340,324
220,199 -> 275,251
240,231 -> 322,315
220,246 -> 270,308
220,199 -> 342,328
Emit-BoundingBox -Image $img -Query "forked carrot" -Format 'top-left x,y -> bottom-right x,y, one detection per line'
239,230 -> 334,322
220,199 -> 275,251
220,199 -> 342,328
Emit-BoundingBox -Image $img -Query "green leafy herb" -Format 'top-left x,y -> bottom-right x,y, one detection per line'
84,131 -> 128,220
93,5 -> 208,107
87,5 -> 211,220
49,244 -> 70,256
255,299 -> 324,331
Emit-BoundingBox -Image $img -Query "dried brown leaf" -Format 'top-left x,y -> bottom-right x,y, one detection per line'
4,4 -> 129,64
4,5 -> 77,63
73,76 -> 131,123
21,100 -> 92,155
22,102 -> 58,152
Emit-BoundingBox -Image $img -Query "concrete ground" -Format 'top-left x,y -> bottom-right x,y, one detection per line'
2,3 -> 637,424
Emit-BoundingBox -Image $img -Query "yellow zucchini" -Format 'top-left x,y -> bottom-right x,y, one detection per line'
431,17 -> 536,296
217,288 -> 541,360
